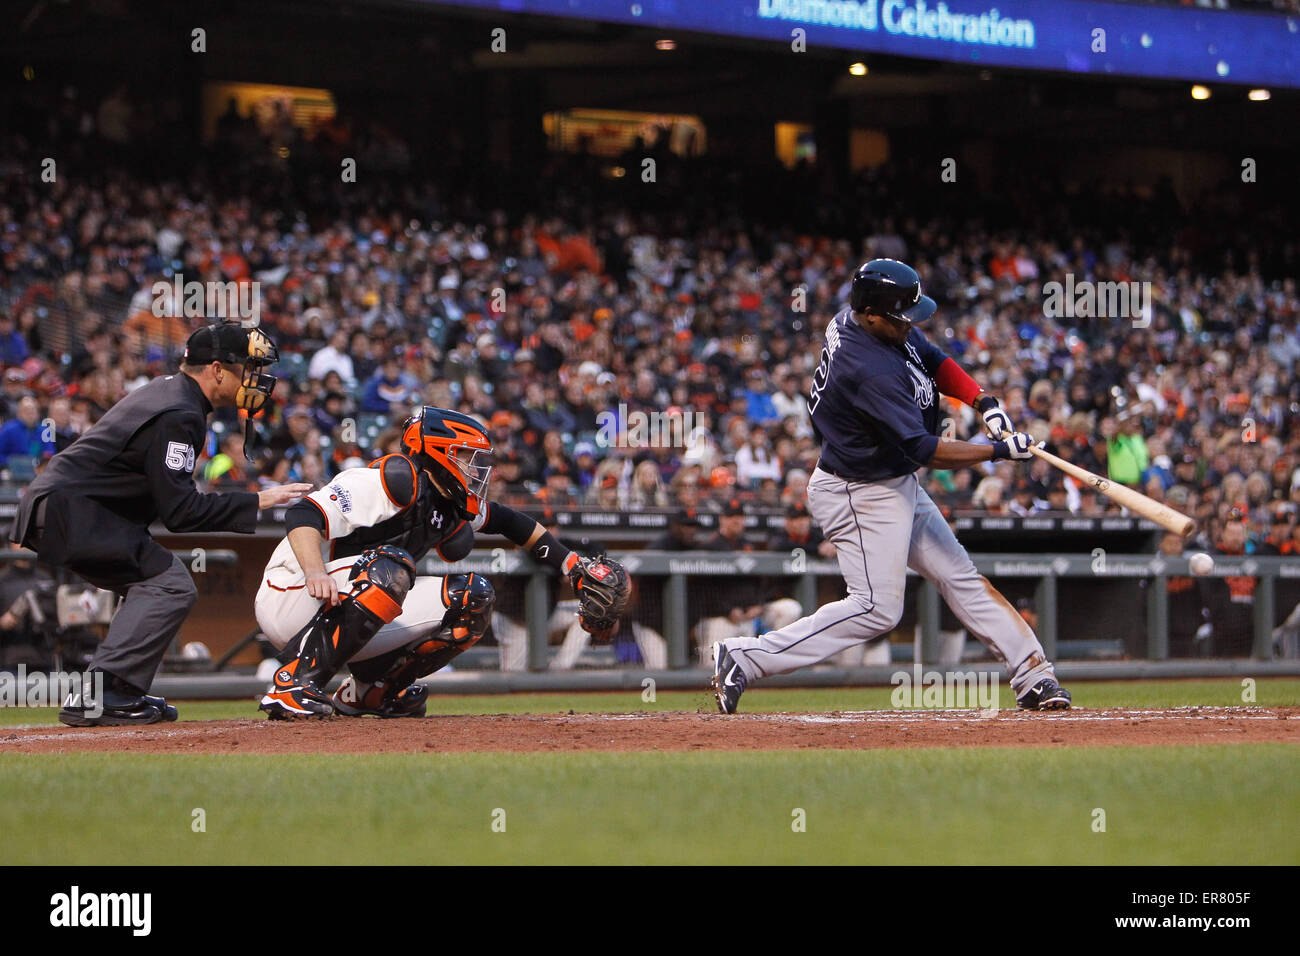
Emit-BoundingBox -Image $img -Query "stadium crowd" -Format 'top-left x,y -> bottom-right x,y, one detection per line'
2,82 -> 1299,570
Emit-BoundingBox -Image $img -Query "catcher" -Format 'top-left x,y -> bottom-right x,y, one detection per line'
254,405 -> 629,718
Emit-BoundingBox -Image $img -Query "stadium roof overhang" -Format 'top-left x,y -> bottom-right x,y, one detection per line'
4,0 -> 1295,150
427,0 -> 1300,91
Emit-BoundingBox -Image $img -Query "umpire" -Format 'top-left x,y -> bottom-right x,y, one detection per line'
10,322 -> 310,726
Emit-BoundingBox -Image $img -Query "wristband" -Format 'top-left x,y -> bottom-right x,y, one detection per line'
528,528 -> 577,573
991,440 -> 1010,461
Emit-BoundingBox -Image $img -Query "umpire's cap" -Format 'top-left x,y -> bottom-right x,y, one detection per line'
849,258 -> 937,323
183,322 -> 277,367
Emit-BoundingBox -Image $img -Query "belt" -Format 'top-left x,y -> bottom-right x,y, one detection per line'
815,460 -> 913,485
815,460 -> 866,483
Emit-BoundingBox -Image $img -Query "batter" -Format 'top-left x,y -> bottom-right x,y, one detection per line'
712,259 -> 1071,714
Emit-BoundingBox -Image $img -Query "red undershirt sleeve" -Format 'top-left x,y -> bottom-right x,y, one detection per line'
934,356 -> 983,406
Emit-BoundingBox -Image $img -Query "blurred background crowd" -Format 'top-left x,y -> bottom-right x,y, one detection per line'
2,80 -> 1299,566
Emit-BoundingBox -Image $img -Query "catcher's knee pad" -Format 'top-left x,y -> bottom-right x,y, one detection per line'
438,572 -> 495,646
348,546 -> 418,625
346,573 -> 494,699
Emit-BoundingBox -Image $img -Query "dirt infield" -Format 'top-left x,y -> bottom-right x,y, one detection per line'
1,707 -> 1296,754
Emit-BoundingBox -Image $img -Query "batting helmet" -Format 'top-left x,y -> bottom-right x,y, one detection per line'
849,258 -> 937,324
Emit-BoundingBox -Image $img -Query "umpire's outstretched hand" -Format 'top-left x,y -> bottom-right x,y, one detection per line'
258,483 -> 314,510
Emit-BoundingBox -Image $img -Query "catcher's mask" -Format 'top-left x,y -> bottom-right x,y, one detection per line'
401,406 -> 493,518
236,328 -> 278,415
184,322 -> 279,460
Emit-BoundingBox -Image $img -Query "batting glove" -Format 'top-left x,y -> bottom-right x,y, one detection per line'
992,431 -> 1042,461
974,394 -> 1014,441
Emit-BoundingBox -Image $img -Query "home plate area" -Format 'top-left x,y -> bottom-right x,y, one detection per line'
1,706 -> 1295,754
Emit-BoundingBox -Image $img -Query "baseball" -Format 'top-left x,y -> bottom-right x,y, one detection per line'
1189,552 -> 1215,576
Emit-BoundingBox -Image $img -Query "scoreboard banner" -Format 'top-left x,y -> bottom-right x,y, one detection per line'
426,0 -> 1300,89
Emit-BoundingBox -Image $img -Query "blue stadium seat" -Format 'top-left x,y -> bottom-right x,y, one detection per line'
278,352 -> 307,382
7,456 -> 38,483
357,413 -> 389,438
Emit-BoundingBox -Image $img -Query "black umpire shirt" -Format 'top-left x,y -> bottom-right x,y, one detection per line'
11,373 -> 257,582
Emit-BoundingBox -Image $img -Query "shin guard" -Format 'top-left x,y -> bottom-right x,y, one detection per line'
260,548 -> 416,718
336,573 -> 495,717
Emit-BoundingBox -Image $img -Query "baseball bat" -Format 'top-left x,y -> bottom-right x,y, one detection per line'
1000,431 -> 1196,537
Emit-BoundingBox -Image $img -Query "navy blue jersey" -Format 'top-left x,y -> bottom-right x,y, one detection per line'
808,307 -> 950,481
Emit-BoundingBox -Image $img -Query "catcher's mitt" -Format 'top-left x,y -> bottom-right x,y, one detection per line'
569,556 -> 630,641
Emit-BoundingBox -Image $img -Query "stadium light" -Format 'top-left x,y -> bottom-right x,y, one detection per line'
656,39 -> 676,51
849,62 -> 868,76
1248,88 -> 1271,101
1190,85 -> 1211,100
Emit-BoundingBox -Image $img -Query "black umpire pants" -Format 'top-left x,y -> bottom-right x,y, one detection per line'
28,492 -> 197,692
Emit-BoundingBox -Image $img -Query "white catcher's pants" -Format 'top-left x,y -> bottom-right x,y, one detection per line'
724,467 -> 1055,697
255,556 -> 450,664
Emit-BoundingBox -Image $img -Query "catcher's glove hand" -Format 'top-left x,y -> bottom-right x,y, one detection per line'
568,556 -> 630,641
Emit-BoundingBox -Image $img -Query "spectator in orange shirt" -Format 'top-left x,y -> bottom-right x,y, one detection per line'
1277,528 -> 1300,556
219,244 -> 250,282
557,229 -> 601,275
122,308 -> 192,351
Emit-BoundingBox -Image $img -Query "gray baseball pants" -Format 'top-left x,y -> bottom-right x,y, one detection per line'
27,494 -> 197,693
723,467 -> 1056,698
91,554 -> 197,692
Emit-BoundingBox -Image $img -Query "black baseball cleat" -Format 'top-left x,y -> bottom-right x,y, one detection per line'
259,684 -> 334,719
331,678 -> 428,718
142,695 -> 179,722
58,672 -> 171,727
1017,678 -> 1072,711
58,696 -> 165,727
711,642 -> 748,715
259,658 -> 334,719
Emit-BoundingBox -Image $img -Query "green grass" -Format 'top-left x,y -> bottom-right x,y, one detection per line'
2,679 -> 1295,865
0,745 -> 1295,865
0,677 -> 1295,727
